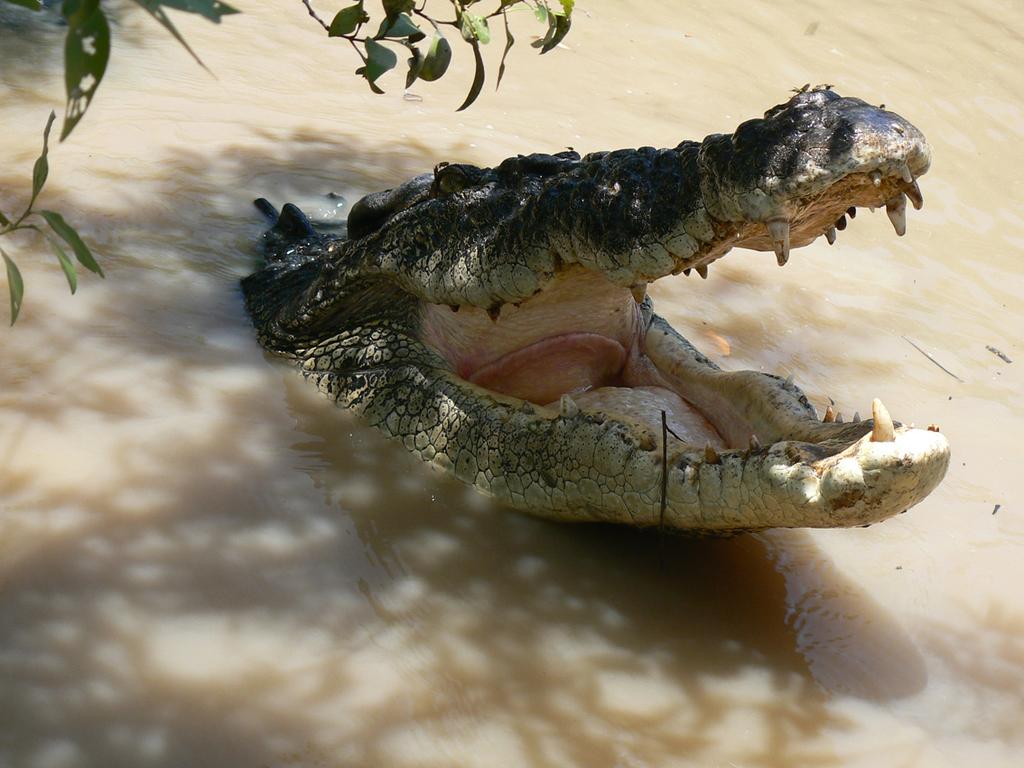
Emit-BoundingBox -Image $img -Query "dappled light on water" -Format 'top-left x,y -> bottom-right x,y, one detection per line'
2,0 -> 1023,766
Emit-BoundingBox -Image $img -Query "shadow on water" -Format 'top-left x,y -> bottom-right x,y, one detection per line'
0,131 -> 928,767
0,1 -> 143,87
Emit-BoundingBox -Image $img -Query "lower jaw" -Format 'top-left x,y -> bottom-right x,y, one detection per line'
438,310 -> 950,529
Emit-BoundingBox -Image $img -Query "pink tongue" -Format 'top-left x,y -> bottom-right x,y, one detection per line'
468,333 -> 627,404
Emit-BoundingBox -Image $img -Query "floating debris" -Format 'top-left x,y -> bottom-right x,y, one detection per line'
986,345 -> 1012,364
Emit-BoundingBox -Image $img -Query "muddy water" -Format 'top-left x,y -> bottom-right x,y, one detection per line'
1,0 -> 1022,765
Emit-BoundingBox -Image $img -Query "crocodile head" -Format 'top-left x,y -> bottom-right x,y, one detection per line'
243,87 -> 949,534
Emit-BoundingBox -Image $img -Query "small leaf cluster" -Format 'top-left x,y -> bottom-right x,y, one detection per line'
0,113 -> 102,324
5,0 -> 239,142
0,0 -> 238,325
314,0 -> 574,110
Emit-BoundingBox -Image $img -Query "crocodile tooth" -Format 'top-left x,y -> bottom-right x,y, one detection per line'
835,412 -> 844,423
704,443 -> 721,464
487,305 -> 502,323
870,170 -> 883,186
559,394 -> 579,418
905,179 -> 924,210
749,434 -> 761,450
825,227 -> 836,245
871,398 -> 895,442
671,264 -> 686,276
630,282 -> 647,303
823,405 -> 836,423
852,411 -> 861,423
927,424 -> 941,432
784,374 -> 794,387
836,214 -> 847,231
683,268 -> 692,276
767,218 -> 790,266
696,265 -> 709,279
900,163 -> 914,183
886,193 -> 907,236
847,206 -> 857,218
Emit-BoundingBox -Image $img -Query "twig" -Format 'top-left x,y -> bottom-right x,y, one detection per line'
660,410 -> 668,532
301,0 -> 330,32
901,336 -> 964,383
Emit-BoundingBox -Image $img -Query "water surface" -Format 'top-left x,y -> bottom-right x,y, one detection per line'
1,1 -> 1022,766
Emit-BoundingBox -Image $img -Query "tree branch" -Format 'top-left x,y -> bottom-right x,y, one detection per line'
300,0 -> 330,32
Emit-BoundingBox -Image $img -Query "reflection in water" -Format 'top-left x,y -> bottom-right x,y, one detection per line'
2,0 -> 1023,766
757,531 -> 927,701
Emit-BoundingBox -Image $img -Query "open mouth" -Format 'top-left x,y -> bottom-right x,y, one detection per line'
419,159 -> 949,530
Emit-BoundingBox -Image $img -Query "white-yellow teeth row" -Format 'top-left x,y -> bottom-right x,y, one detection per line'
871,397 -> 895,442
905,179 -> 924,209
560,393 -> 579,418
672,265 -> 709,278
886,193 -> 908,236
818,398 -> 897,442
768,218 -> 791,266
822,165 -> 924,245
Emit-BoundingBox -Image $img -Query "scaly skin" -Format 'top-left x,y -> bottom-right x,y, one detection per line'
243,88 -> 950,533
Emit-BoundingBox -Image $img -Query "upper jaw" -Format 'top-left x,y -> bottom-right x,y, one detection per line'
667,89 -> 931,274
700,88 -> 930,223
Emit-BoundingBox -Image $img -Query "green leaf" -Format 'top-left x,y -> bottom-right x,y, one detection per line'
2,248 -> 24,325
354,71 -> 385,94
533,9 -> 571,53
382,0 -> 413,21
460,12 -> 490,45
456,39 -> 485,112
418,34 -> 451,82
556,0 -> 574,16
329,3 -> 367,37
405,45 -> 422,89
5,0 -> 42,10
359,39 -> 398,87
381,12 -> 421,40
60,0 -> 111,141
534,4 -> 548,23
29,111 -> 57,214
47,237 -> 78,294
39,210 -> 104,277
496,10 -> 514,89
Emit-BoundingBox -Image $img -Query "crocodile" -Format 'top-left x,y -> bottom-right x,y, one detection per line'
242,87 -> 950,533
